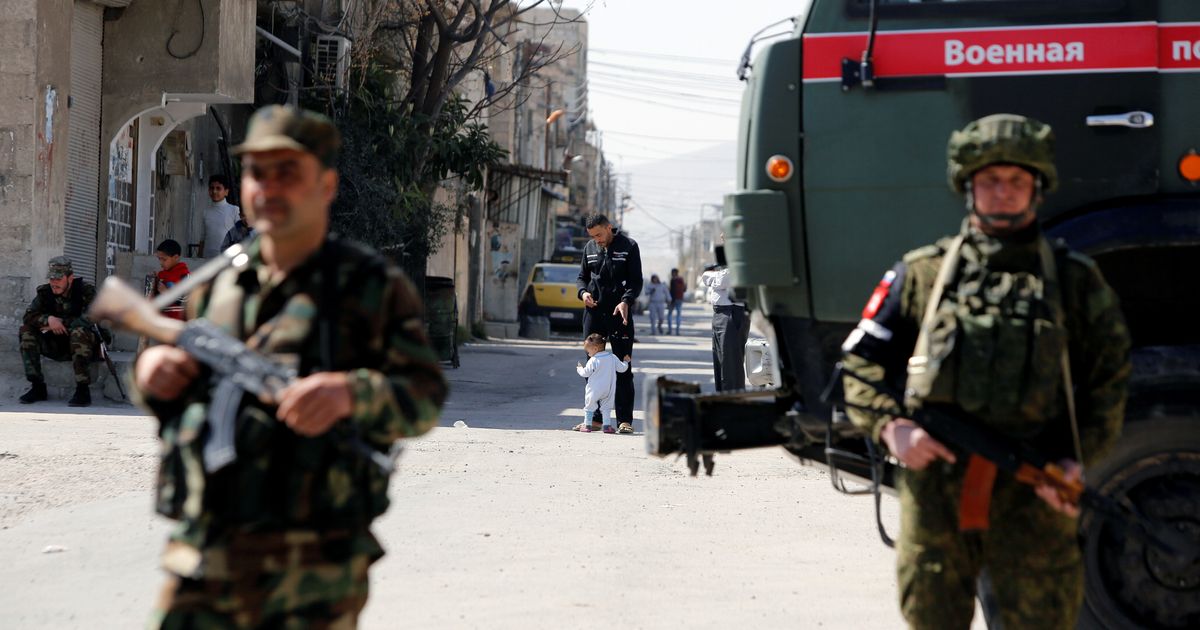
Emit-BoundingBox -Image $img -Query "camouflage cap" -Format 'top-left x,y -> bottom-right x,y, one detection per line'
232,106 -> 342,167
947,114 -> 1057,194
47,255 -> 73,279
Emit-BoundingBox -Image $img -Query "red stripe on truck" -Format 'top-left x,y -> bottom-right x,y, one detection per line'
802,22 -> 1200,81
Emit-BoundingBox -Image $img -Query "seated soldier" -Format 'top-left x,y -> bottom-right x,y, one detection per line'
18,256 -> 97,407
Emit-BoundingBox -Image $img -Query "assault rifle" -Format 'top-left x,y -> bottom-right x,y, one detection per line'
828,363 -> 1200,560
88,250 -> 395,476
92,323 -> 125,400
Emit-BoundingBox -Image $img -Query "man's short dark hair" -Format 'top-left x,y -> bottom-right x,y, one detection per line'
584,214 -> 610,230
156,239 -> 182,257
671,268 -> 679,274
209,174 -> 231,189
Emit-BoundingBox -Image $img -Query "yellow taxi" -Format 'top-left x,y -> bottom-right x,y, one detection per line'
519,262 -> 583,329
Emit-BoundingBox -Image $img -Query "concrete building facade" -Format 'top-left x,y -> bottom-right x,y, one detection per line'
0,0 -> 256,393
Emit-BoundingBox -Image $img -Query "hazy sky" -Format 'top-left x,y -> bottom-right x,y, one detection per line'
556,0 -> 806,275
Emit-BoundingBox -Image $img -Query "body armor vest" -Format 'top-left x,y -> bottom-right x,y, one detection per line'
905,229 -> 1068,439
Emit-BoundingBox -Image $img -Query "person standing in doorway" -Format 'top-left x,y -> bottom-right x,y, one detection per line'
668,268 -> 686,335
200,174 -> 240,258
576,213 -> 643,434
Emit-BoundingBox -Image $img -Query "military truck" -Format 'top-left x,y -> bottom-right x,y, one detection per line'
646,1 -> 1200,627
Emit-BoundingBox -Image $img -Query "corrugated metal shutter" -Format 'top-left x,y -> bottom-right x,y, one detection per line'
64,1 -> 103,282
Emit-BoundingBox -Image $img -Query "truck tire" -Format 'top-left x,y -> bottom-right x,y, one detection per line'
1077,416 -> 1200,629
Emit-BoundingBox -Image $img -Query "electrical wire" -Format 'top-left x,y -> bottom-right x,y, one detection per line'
588,60 -> 739,83
589,78 -> 743,105
590,88 -> 738,118
602,138 -> 730,157
167,0 -> 205,60
624,198 -> 685,235
606,151 -> 731,163
603,130 -> 732,143
589,48 -> 734,66
590,70 -> 744,94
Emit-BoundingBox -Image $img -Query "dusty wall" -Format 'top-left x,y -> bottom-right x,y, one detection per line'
0,0 -> 72,329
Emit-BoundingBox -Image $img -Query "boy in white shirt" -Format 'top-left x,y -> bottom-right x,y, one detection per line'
200,174 -> 240,257
574,333 -> 630,433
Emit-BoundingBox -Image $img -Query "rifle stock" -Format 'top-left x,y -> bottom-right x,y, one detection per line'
89,277 -> 186,345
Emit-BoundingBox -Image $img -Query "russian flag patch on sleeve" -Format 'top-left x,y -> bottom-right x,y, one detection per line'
862,270 -> 897,320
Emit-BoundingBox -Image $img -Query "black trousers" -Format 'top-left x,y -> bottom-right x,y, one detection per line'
582,305 -> 635,425
712,304 -> 749,391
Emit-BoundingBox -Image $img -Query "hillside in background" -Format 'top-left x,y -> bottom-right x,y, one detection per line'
614,140 -> 738,276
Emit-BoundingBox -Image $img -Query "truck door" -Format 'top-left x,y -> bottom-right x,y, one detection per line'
799,0 -> 1159,323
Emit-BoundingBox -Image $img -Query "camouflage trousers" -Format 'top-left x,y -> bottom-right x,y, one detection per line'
18,324 -> 94,384
150,531 -> 376,629
896,461 -> 1083,630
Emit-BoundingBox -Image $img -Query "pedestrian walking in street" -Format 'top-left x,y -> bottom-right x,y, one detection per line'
574,333 -> 630,433
577,213 -> 643,434
644,274 -> 669,335
703,262 -> 749,391
668,268 -> 686,334
17,256 -> 98,407
841,114 -> 1130,628
131,106 -> 447,628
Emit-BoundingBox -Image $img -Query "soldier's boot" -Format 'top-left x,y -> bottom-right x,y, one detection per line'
67,383 -> 91,407
18,380 -> 47,404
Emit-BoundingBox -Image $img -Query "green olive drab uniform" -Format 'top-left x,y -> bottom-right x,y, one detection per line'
841,224 -> 1131,629
19,278 -> 97,384
135,236 -> 447,628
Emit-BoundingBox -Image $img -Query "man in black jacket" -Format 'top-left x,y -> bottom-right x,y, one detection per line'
576,214 -> 643,434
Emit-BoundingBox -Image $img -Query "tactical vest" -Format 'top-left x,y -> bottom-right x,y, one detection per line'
36,278 -> 87,319
155,239 -> 392,545
904,230 -> 1069,439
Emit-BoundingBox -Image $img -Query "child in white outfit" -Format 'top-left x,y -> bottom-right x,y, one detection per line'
575,333 -> 630,433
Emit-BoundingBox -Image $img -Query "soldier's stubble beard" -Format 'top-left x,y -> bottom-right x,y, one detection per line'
966,184 -> 1039,238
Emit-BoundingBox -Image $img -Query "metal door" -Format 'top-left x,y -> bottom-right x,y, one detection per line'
65,1 -> 104,282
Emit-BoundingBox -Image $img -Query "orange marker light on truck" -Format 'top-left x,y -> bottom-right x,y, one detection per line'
766,155 -> 794,183
1180,151 -> 1200,183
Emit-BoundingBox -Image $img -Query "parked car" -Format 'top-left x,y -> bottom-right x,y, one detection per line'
519,262 -> 584,330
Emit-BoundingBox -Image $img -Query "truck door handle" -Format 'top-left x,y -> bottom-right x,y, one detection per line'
1086,111 -> 1154,129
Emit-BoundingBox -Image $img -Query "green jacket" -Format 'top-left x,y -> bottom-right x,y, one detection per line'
842,225 -> 1130,466
135,235 -> 447,559
23,278 -> 96,330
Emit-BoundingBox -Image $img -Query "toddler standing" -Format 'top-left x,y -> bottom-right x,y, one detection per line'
574,333 -> 630,433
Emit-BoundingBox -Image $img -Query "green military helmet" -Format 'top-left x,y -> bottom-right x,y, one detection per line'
947,114 -> 1058,194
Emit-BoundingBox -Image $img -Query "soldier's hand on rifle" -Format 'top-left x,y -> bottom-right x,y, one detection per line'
1034,459 -> 1082,518
134,345 -> 201,399
582,292 -> 596,308
46,316 -> 67,335
881,418 -> 957,470
275,372 -> 354,437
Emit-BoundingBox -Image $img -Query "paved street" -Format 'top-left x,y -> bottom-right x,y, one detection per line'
0,304 -> 973,629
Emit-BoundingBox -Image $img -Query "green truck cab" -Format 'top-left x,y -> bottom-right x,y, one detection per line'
648,1 -> 1200,627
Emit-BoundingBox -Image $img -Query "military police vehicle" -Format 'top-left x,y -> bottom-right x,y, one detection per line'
646,2 -> 1200,628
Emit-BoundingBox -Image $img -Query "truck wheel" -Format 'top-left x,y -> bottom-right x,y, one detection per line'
1078,416 -> 1200,629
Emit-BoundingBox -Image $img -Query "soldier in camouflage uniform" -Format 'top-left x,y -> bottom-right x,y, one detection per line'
18,255 -> 97,407
841,114 -> 1131,629
132,106 -> 447,628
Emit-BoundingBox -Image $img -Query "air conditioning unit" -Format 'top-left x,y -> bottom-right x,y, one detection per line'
311,34 -> 351,93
